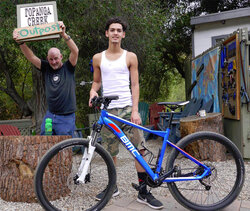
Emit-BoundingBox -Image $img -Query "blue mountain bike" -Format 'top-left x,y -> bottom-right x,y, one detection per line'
34,96 -> 245,211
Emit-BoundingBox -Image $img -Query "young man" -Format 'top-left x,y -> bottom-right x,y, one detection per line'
13,22 -> 79,136
89,17 -> 163,210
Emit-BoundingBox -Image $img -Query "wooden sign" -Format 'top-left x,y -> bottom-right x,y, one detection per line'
15,22 -> 62,41
16,1 -> 59,41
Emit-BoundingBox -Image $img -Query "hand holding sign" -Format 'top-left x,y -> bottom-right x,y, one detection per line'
58,21 -> 65,35
13,21 -> 62,42
58,21 -> 68,40
13,30 -> 19,42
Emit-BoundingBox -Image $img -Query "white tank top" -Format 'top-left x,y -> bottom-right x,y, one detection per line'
100,50 -> 132,109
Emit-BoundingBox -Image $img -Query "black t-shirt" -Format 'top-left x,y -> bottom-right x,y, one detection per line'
39,60 -> 76,115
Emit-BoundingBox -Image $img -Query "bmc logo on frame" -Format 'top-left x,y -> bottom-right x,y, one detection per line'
120,135 -> 140,157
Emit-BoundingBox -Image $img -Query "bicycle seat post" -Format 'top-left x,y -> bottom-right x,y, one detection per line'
158,101 -> 189,130
166,105 -> 178,129
166,111 -> 174,129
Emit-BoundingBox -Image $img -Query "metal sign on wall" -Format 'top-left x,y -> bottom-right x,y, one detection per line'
16,1 -> 60,41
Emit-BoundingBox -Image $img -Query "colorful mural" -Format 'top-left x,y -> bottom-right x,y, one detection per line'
191,46 -> 220,112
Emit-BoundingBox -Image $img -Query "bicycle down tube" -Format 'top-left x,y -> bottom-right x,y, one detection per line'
98,109 -> 211,183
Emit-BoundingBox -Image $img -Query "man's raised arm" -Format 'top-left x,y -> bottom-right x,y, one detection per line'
13,30 -> 41,69
59,21 -> 79,66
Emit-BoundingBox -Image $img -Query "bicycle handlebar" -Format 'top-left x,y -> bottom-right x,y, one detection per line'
91,96 -> 119,109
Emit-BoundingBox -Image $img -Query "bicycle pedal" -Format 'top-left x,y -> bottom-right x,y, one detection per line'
131,183 -> 140,191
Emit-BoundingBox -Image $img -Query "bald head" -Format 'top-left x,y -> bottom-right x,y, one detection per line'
48,47 -> 61,57
47,47 -> 63,70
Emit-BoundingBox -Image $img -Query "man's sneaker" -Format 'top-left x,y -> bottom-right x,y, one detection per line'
95,186 -> 120,201
137,191 -> 164,210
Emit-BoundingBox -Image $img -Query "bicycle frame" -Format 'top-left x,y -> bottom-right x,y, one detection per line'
97,109 -> 211,183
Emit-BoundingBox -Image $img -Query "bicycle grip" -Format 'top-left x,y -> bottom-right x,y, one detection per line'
91,96 -> 98,105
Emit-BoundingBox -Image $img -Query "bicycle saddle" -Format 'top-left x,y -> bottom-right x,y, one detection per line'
158,101 -> 189,112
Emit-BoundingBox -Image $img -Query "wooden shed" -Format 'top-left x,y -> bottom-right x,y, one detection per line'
190,7 -> 250,158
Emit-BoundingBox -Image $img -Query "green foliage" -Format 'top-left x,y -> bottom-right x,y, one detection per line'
55,0 -> 169,126
0,93 -> 22,119
159,69 -> 185,102
200,0 -> 250,13
0,0 -> 249,127
0,1 -> 33,119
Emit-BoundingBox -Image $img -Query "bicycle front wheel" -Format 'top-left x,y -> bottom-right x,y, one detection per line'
166,131 -> 245,211
34,138 -> 116,211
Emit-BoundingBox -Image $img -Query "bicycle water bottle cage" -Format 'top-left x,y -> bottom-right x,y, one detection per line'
91,96 -> 119,110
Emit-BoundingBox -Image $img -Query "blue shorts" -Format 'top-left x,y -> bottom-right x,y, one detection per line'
40,111 -> 76,136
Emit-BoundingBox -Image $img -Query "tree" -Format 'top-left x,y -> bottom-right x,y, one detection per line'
56,0 -> 169,123
0,0 -> 165,129
0,1 -> 66,131
200,0 -> 250,13
0,1 -> 33,118
1,0 -> 249,130
140,0 -> 250,101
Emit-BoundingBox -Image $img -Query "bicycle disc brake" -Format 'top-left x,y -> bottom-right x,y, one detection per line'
67,173 -> 81,192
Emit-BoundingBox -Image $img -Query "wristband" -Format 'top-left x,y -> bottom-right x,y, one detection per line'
64,35 -> 71,41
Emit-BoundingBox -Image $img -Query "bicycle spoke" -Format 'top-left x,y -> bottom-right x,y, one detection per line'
166,132 -> 244,210
35,139 -> 116,211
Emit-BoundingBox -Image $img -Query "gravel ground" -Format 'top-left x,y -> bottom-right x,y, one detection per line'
0,137 -> 249,211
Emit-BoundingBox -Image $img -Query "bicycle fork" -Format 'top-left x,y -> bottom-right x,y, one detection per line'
76,132 -> 97,184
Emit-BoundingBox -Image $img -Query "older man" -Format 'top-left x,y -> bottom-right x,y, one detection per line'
13,22 -> 79,136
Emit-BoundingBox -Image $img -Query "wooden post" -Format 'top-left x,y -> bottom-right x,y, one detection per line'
0,135 -> 70,202
180,113 -> 226,161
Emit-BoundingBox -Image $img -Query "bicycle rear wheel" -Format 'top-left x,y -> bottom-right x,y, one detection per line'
34,138 -> 116,211
166,131 -> 245,211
